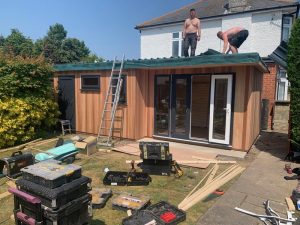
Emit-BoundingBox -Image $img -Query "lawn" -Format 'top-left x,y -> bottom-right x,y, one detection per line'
0,137 -> 241,225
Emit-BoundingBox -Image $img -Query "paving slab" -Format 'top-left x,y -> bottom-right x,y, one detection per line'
197,132 -> 299,225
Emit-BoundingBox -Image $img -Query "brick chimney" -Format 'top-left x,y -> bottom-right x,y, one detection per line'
228,0 -> 250,12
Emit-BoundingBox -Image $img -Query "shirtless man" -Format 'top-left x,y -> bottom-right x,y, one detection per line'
183,8 -> 201,57
217,27 -> 249,54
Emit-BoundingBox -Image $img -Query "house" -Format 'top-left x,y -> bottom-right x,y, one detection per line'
54,51 -> 268,152
135,0 -> 300,130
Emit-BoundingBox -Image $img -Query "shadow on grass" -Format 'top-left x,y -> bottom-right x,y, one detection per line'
91,219 -> 106,225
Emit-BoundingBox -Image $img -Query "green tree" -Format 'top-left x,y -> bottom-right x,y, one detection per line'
41,23 -> 91,64
0,53 -> 59,148
3,29 -> 34,57
287,18 -> 300,147
81,53 -> 104,63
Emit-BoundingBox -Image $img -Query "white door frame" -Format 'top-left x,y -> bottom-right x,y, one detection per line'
209,74 -> 233,145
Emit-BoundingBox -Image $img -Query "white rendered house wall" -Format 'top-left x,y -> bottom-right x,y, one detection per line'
140,10 -> 284,59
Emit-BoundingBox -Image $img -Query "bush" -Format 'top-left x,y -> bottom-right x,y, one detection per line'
0,53 -> 60,148
287,18 -> 300,146
0,98 -> 59,148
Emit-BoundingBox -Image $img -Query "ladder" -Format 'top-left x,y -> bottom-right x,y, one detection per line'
97,55 -> 125,146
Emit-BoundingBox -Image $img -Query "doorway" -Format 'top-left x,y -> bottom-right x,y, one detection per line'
154,74 -> 233,146
58,76 -> 76,130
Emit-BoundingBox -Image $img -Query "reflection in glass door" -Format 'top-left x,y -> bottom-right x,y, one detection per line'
155,76 -> 170,136
209,75 -> 233,144
171,76 -> 191,139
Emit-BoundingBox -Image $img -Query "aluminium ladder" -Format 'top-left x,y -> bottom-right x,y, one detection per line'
97,55 -> 125,146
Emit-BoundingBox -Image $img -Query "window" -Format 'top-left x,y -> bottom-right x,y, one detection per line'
282,15 -> 293,42
172,32 -> 183,57
112,75 -> 127,104
276,69 -> 289,101
81,75 -> 100,90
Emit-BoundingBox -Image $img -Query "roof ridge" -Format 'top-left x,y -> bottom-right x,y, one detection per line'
136,0 -> 201,28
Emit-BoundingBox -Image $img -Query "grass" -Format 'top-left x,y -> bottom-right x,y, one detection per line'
0,137 -> 243,225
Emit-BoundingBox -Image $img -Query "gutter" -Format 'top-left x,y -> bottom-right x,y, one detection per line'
135,4 -> 299,30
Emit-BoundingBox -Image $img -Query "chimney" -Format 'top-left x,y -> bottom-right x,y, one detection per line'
228,0 -> 249,12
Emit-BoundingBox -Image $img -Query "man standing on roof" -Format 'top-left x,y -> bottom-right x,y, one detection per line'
217,27 -> 249,54
183,8 -> 201,57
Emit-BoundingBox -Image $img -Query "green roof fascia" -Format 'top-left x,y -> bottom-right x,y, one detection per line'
54,52 -> 268,72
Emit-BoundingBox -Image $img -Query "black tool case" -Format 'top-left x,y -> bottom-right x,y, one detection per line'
103,171 -> 151,186
147,201 -> 186,225
140,158 -> 172,176
139,142 -> 170,160
90,188 -> 112,209
16,176 -> 92,209
21,161 -> 82,189
122,210 -> 163,225
0,151 -> 34,179
42,194 -> 92,225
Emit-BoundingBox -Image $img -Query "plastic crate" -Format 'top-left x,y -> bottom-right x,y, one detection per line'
21,161 -> 81,189
20,194 -> 92,225
147,201 -> 186,225
122,210 -> 163,225
112,193 -> 150,211
103,171 -> 151,186
139,142 -> 170,160
0,151 -> 34,179
16,176 -> 92,209
140,159 -> 172,176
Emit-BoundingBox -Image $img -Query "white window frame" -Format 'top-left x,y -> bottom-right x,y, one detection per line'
276,69 -> 289,101
282,15 -> 293,42
172,32 -> 182,57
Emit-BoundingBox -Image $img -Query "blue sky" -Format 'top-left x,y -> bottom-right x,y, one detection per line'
0,0 -> 196,60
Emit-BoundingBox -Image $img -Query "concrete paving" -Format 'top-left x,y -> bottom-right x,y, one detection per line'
197,131 -> 299,225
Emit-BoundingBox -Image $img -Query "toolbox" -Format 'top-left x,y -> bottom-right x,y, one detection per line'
147,201 -> 186,225
139,142 -> 170,160
90,188 -> 112,209
112,193 -> 150,211
0,151 -> 34,179
21,161 -> 81,189
16,176 -> 92,209
123,201 -> 186,225
103,171 -> 152,186
122,210 -> 163,225
140,159 -> 172,176
42,194 -> 92,225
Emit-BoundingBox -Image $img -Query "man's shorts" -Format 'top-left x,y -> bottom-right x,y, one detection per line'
229,30 -> 249,48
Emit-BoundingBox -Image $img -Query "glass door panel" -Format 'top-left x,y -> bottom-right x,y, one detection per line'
171,76 -> 191,139
155,76 -> 170,136
209,75 -> 233,144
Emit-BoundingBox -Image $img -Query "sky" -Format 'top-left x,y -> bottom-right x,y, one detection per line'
0,0 -> 196,60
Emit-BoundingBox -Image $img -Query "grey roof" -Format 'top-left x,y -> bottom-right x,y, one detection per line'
136,0 -> 299,29
269,41 -> 288,69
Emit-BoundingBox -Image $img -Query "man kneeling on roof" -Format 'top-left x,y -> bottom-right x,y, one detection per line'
217,27 -> 249,54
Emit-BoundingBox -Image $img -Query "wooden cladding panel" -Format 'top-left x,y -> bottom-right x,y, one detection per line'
54,65 -> 263,152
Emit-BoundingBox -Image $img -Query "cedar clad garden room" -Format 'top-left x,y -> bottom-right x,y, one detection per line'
54,50 -> 268,152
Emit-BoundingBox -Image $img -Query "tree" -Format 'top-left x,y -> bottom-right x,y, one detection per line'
81,53 -> 104,63
41,23 -> 91,64
2,29 -> 34,57
287,18 -> 300,148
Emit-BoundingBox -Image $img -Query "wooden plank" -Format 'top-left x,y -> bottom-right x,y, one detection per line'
179,166 -> 245,211
285,197 -> 296,211
204,164 -> 219,186
180,165 -> 217,205
6,181 -> 16,188
178,164 -> 238,208
0,191 -> 11,200
0,138 -> 42,152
